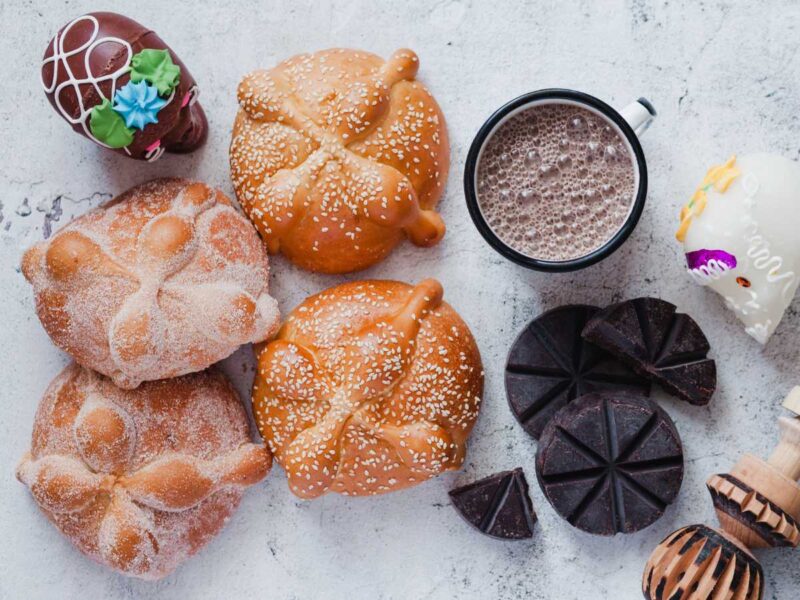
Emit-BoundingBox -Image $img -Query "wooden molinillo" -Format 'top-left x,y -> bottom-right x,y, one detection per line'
642,387 -> 800,600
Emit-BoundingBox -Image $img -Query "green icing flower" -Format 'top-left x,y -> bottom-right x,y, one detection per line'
130,49 -> 181,96
89,99 -> 135,148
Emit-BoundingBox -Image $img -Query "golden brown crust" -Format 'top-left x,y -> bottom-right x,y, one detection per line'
229,48 -> 449,274
17,363 -> 271,580
252,279 -> 483,498
22,178 -> 281,389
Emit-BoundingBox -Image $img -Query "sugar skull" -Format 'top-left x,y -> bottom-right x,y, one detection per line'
678,154 -> 800,343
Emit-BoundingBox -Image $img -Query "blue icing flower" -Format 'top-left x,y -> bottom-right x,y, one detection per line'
112,80 -> 168,130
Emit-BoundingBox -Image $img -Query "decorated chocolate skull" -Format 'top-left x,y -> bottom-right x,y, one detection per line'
41,12 -> 207,161
678,154 -> 800,343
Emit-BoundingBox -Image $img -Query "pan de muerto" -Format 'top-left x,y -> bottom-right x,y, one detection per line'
21,179 -> 281,389
229,48 -> 449,273
17,364 -> 271,580
252,279 -> 483,498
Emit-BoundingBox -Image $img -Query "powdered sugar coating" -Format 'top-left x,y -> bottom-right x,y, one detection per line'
253,279 -> 483,498
16,364 -> 272,580
21,179 -> 281,389
229,48 -> 449,274
477,103 -> 637,262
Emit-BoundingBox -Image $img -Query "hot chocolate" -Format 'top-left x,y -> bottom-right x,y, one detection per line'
476,102 -> 637,262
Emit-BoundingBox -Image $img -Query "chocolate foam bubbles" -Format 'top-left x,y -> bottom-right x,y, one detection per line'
475,102 -> 637,262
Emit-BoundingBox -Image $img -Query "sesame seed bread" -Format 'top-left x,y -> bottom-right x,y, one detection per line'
17,363 -> 272,580
252,278 -> 483,498
21,179 -> 281,389
229,48 -> 449,274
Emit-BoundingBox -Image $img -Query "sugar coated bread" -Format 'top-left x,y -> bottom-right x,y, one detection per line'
252,279 -> 483,498
17,364 -> 271,580
230,48 -> 450,274
21,179 -> 281,389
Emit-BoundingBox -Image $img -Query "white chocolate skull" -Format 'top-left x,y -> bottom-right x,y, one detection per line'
678,154 -> 800,344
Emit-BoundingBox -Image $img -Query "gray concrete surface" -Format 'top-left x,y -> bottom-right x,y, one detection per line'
1,1 -> 799,598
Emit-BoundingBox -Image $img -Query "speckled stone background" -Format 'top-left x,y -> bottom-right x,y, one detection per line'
2,1 -> 799,598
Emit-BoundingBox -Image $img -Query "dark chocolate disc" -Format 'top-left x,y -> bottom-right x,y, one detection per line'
505,305 -> 650,439
449,468 -> 537,540
582,297 -> 716,406
536,392 -> 684,535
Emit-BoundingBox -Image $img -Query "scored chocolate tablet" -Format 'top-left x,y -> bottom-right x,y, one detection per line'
449,468 -> 537,540
505,305 -> 650,439
582,297 -> 716,406
536,392 -> 684,535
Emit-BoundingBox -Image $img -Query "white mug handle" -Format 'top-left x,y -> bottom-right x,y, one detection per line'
619,97 -> 656,137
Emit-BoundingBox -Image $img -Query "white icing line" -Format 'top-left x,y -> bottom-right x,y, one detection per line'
687,259 -> 730,284
42,15 -> 132,147
146,145 -> 165,162
188,85 -> 200,106
744,228 -> 797,300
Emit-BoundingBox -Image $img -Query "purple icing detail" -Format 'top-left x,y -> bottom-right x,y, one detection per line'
685,249 -> 737,270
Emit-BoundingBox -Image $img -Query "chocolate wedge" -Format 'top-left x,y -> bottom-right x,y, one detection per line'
449,468 -> 537,540
582,297 -> 716,406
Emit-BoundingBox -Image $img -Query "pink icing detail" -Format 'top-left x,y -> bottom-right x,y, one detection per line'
181,92 -> 191,108
145,139 -> 161,153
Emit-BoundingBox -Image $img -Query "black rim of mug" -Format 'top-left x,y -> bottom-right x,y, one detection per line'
463,88 -> 650,273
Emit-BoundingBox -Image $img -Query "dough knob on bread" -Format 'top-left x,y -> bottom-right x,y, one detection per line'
121,444 -> 271,511
74,397 -> 136,474
17,454 -> 109,514
405,210 -> 447,247
139,215 -> 195,275
44,231 -> 122,281
381,49 -> 420,82
98,493 -> 159,574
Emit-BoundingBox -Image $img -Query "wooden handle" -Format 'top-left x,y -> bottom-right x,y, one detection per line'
766,388 -> 800,481
768,418 -> 800,481
783,386 -> 800,416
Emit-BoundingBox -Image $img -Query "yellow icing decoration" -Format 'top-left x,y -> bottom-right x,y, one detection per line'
676,155 -> 740,242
